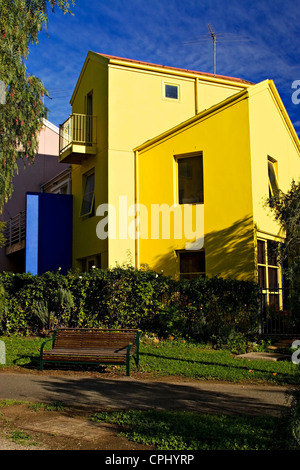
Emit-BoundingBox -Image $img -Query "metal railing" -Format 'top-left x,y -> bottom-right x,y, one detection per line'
4,211 -> 26,248
259,287 -> 299,336
59,114 -> 96,154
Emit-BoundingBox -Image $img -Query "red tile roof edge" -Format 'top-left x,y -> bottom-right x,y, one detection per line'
97,52 -> 254,85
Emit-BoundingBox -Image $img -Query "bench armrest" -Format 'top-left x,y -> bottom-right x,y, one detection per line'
40,330 -> 57,357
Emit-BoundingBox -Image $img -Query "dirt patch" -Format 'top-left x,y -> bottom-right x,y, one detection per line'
0,403 -> 153,451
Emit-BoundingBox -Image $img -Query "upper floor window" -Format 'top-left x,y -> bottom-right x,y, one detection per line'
163,82 -> 180,101
268,157 -> 279,198
80,169 -> 95,217
177,153 -> 204,204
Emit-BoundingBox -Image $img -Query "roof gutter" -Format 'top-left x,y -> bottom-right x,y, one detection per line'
107,56 -> 253,89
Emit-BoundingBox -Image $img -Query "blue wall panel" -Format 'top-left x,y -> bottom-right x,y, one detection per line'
26,192 -> 72,275
25,194 -> 39,275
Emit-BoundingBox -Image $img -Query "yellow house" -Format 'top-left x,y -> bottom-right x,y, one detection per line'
134,79 -> 300,310
58,52 -> 300,307
59,51 -> 253,271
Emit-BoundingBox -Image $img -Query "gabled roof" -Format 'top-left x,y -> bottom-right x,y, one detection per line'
70,50 -> 254,105
98,52 -> 254,86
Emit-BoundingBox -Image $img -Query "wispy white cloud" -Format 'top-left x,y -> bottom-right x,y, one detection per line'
26,0 -> 299,133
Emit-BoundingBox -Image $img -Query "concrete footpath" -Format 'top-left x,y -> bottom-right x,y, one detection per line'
0,371 -> 292,417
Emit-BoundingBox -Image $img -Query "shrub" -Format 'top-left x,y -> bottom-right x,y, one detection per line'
284,384 -> 300,447
178,276 -> 260,343
0,268 -> 260,343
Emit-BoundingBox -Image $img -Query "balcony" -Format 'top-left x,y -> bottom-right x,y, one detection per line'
59,114 -> 97,164
4,211 -> 26,255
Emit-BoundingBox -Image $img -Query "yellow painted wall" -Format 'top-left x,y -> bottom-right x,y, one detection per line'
196,80 -> 245,113
136,93 -> 256,280
248,80 -> 300,237
67,52 -> 252,271
70,55 -> 109,270
107,65 -> 198,268
106,62 -> 250,268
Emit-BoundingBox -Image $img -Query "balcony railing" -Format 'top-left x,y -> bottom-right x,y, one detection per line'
4,211 -> 26,250
59,114 -> 96,155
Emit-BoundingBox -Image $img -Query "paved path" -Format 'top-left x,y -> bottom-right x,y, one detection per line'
0,371 -> 291,417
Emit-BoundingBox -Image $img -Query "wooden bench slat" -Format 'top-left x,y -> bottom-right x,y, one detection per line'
44,348 -> 129,356
40,328 -> 141,376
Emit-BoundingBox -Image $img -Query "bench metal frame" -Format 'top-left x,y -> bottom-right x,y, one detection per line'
39,328 -> 141,376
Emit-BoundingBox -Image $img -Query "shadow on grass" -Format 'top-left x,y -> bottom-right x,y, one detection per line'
91,408 -> 291,450
139,351 -> 299,385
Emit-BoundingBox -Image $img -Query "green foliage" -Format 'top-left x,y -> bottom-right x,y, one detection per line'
178,276 -> 260,343
0,221 -> 6,247
0,268 -> 260,344
268,179 -> 300,322
90,409 -> 292,450
0,0 -> 75,210
284,382 -> 300,446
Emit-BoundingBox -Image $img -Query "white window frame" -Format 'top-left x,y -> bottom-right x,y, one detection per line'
162,81 -> 180,101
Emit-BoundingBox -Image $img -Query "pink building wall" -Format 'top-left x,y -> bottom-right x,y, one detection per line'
0,120 -> 70,272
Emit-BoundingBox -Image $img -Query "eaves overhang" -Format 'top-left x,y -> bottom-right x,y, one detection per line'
70,50 -> 254,106
99,53 -> 254,88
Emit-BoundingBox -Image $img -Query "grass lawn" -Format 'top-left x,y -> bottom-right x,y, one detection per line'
0,334 -> 299,385
0,334 -> 299,450
90,408 -> 293,450
140,338 -> 299,385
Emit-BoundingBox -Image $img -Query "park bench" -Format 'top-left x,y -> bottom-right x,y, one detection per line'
39,328 -> 141,376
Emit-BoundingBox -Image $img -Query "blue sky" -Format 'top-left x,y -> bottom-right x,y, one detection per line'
26,0 -> 300,136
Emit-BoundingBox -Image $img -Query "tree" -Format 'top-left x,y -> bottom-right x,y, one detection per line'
268,179 -> 300,317
0,0 -> 75,211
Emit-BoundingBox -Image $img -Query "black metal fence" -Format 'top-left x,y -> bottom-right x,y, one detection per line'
259,287 -> 299,336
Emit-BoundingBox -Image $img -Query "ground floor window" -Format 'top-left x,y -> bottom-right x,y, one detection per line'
257,238 -> 281,310
179,250 -> 205,280
79,254 -> 101,272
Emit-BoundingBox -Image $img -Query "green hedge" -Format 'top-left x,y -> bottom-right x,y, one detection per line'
0,267 -> 260,341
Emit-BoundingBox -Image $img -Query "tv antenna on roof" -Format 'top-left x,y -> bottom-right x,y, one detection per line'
183,24 -> 250,76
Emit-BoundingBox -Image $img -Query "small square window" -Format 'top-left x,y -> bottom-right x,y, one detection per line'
165,84 -> 179,100
80,170 -> 95,217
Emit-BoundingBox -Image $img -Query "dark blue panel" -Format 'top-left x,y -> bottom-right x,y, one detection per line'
26,192 -> 73,275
